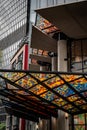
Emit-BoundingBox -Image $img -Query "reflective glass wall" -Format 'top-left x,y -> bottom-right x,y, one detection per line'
69,39 -> 87,130
0,0 -> 27,68
0,0 -> 27,41
70,39 -> 87,72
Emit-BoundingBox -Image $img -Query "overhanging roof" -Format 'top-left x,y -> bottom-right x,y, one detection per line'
31,26 -> 57,52
36,1 -> 87,39
2,99 -> 39,122
0,69 -> 87,117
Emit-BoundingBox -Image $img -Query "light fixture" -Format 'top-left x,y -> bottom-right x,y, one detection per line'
36,123 -> 38,130
48,52 -> 57,57
65,113 -> 68,119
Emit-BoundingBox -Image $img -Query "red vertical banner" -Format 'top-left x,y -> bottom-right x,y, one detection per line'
20,119 -> 26,130
24,44 -> 29,70
20,44 -> 29,130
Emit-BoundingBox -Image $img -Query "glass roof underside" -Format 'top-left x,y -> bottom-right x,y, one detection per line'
0,70 -> 87,120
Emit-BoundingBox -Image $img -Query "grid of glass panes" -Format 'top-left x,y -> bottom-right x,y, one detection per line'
70,39 -> 87,130
1,40 -> 21,69
69,114 -> 87,130
74,114 -> 85,129
70,39 -> 87,72
0,0 -> 27,40
30,0 -> 80,10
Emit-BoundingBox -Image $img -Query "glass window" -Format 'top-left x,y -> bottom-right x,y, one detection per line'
70,40 -> 87,72
47,0 -> 54,6
40,0 -> 47,8
31,0 -> 37,10
57,0 -> 65,4
65,0 -> 78,3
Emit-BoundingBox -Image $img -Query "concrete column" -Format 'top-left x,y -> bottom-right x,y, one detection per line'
39,119 -> 47,130
48,52 -> 58,130
57,38 -> 69,130
57,40 -> 67,71
39,65 -> 48,130
6,115 -> 12,130
51,117 -> 58,130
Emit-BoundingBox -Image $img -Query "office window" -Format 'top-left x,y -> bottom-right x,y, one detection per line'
65,0 -> 78,3
40,0 -> 47,8
47,0 -> 54,6
0,0 -> 27,40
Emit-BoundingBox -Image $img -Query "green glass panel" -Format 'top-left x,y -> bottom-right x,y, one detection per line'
86,114 -> 87,124
74,125 -> 85,130
74,114 -> 85,124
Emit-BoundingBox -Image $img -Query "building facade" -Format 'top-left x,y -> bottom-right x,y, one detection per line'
0,0 -> 27,69
29,0 -> 87,130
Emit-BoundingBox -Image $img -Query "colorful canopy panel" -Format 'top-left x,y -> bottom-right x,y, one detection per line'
0,70 -> 87,118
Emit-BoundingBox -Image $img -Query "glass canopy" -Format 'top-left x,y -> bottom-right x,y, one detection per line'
36,14 -> 59,35
0,70 -> 87,120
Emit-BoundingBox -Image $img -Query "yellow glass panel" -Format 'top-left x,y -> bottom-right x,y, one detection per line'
31,73 -> 55,81
45,77 -> 64,88
67,95 -> 80,102
16,75 -> 37,88
30,84 -> 47,95
63,104 -> 73,110
53,98 -> 67,106
4,72 -> 25,81
61,74 -> 81,82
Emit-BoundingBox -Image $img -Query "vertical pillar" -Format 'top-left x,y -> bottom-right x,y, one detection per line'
51,117 -> 58,130
38,118 -> 47,130
20,119 -> 26,130
12,116 -> 19,130
39,65 -> 48,130
9,115 -> 12,130
6,115 -> 12,130
57,39 -> 67,71
48,51 -> 58,130
57,33 -> 68,130
20,44 -> 29,130
71,115 -> 74,130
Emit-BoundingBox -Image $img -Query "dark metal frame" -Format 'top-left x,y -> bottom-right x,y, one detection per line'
0,69 -> 87,121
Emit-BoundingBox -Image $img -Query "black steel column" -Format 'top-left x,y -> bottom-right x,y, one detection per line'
71,115 -> 74,130
49,117 -> 52,130
26,0 -> 31,35
9,115 -> 12,130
